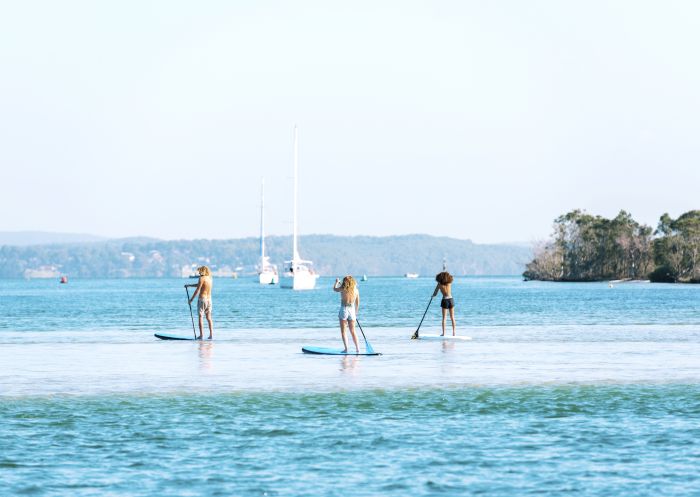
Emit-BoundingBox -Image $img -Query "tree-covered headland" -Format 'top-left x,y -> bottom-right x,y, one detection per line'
523,210 -> 700,283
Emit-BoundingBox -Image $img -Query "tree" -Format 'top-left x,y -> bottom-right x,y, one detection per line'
651,211 -> 700,282
524,209 -> 653,281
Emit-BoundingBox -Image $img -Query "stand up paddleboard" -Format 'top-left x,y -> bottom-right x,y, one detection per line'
154,333 -> 199,341
302,346 -> 380,356
417,334 -> 471,341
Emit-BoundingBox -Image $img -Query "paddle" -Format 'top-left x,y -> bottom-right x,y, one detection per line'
355,320 -> 376,355
184,285 -> 197,339
410,294 -> 434,339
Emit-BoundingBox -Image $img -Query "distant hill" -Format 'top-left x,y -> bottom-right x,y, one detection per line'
0,231 -> 107,246
0,234 -> 532,278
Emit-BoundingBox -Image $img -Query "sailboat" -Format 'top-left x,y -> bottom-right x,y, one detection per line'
280,126 -> 319,290
257,178 -> 278,285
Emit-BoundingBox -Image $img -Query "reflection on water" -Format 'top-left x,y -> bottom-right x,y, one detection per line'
340,355 -> 359,374
441,340 -> 456,353
2,325 -> 700,396
198,341 -> 214,372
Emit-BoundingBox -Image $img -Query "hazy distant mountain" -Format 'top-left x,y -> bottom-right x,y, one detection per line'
0,231 -> 108,246
0,234 -> 532,278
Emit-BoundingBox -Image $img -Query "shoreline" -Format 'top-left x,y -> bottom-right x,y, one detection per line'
524,277 -> 699,284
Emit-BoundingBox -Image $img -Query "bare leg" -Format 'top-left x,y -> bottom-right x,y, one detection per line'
347,320 -> 360,353
441,308 -> 447,336
339,319 -> 348,352
206,310 -> 213,339
449,307 -> 456,336
197,314 -> 204,339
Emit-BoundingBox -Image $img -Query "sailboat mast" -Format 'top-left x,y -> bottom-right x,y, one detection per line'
260,178 -> 265,262
292,125 -> 299,262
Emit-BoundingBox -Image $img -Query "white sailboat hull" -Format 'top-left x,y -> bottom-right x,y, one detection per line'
258,271 -> 278,285
280,272 -> 318,290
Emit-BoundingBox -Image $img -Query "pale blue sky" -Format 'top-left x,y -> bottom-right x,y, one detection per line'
1,1 -> 698,243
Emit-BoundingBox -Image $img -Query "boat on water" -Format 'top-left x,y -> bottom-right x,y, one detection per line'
257,178 -> 278,285
280,126 -> 319,290
405,272 -> 419,279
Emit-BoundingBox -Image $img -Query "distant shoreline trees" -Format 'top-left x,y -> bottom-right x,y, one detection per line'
523,210 -> 700,283
0,235 -> 531,279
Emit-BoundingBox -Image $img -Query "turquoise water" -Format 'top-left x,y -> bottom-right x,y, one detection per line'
3,388 -> 700,496
1,277 -> 699,496
1,276 -> 698,332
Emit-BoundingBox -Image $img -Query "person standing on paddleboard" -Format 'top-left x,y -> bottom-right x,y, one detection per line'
334,276 -> 360,353
433,271 -> 456,336
186,266 -> 214,340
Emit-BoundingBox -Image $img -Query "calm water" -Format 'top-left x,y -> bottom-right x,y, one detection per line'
1,276 -> 699,496
1,276 -> 699,332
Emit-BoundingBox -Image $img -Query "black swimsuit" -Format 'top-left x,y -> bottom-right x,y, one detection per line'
440,297 -> 454,309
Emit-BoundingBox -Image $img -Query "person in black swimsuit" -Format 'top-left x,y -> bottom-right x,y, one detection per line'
433,271 -> 456,336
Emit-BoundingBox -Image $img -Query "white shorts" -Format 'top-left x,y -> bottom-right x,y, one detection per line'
338,305 -> 356,321
198,298 -> 212,317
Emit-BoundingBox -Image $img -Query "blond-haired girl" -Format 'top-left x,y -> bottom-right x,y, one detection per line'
333,276 -> 360,353
186,265 -> 214,339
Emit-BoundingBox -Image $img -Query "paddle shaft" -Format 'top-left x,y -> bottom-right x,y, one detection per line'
411,294 -> 434,339
184,286 -> 197,339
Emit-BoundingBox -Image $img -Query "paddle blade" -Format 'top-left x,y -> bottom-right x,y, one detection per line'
356,320 -> 376,354
410,330 -> 419,340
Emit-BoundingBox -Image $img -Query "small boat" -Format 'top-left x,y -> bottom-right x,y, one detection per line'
361,274 -> 367,282
405,273 -> 419,279
257,178 -> 278,285
280,126 -> 319,290
59,275 -> 68,284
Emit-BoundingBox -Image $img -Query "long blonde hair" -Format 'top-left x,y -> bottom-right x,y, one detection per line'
197,266 -> 211,276
340,275 -> 357,299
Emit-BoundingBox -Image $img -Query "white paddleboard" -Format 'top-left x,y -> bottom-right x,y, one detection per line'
418,334 -> 472,341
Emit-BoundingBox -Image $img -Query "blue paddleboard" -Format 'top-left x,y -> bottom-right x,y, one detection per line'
302,346 -> 380,356
154,333 -> 198,341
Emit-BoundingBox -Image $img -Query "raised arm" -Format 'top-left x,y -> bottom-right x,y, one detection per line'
189,278 -> 203,303
333,278 -> 342,292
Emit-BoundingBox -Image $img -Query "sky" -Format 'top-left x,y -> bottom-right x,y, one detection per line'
1,0 -> 698,244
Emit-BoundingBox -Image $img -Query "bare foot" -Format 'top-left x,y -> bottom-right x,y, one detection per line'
197,335 -> 203,340
207,336 -> 213,340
